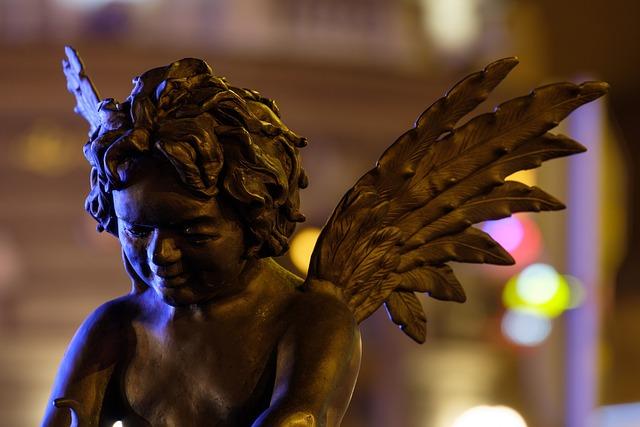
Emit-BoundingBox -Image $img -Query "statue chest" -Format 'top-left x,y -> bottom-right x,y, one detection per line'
121,319 -> 278,426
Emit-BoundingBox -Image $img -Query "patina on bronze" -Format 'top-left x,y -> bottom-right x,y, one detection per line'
43,47 -> 608,426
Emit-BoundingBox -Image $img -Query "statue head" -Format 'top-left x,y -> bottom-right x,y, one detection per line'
81,57 -> 308,261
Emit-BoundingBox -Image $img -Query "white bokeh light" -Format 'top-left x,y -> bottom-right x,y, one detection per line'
423,0 -> 481,53
515,263 -> 560,305
501,309 -> 552,347
452,405 -> 528,427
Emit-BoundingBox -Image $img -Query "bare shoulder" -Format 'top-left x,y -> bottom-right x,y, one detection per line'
255,285 -> 361,427
69,294 -> 139,354
42,295 -> 139,426
290,286 -> 358,334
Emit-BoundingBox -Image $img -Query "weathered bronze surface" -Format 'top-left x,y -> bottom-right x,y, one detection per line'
43,47 -> 607,426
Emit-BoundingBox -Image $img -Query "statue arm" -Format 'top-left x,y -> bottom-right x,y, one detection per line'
253,292 -> 362,427
41,299 -> 128,427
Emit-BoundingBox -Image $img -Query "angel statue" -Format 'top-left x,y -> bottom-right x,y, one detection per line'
43,46 -> 607,427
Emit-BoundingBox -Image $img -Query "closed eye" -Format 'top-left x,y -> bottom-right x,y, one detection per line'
185,233 -> 220,245
125,224 -> 153,238
183,226 -> 220,245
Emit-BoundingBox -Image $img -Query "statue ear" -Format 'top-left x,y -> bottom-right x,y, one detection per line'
62,46 -> 102,136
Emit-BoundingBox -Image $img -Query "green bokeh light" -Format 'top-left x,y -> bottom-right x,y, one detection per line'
503,263 -> 571,318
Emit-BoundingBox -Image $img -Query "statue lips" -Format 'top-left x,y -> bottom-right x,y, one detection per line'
155,268 -> 189,288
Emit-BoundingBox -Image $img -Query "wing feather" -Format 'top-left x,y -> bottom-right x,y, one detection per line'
62,46 -> 102,136
305,59 -> 607,343
397,227 -> 514,273
405,181 -> 563,248
396,264 -> 466,302
373,57 -> 520,199
384,291 -> 427,343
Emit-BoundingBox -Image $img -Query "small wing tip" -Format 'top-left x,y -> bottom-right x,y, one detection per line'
580,81 -> 610,97
553,202 -> 567,211
63,45 -> 83,70
64,45 -> 77,57
504,56 -> 520,65
401,326 -> 427,344
485,57 -> 520,74
454,293 -> 467,303
500,252 -> 516,266
427,290 -> 467,304
575,141 -> 588,153
413,335 -> 427,344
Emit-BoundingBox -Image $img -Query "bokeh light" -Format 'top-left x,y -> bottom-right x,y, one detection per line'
482,214 -> 542,273
564,274 -> 588,309
12,122 -> 79,176
503,263 -> 571,318
482,216 -> 524,252
501,309 -> 553,347
422,0 -> 481,54
451,405 -> 528,427
506,170 -> 537,187
289,227 -> 321,274
516,263 -> 561,304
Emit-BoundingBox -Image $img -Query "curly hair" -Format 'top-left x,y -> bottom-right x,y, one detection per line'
83,58 -> 308,258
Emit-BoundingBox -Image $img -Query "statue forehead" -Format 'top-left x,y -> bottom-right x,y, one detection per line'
112,157 -> 220,226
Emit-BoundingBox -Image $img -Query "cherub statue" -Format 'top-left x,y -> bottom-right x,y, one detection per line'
43,47 -> 607,427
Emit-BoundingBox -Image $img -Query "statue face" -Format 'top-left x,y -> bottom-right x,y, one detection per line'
112,158 -> 248,307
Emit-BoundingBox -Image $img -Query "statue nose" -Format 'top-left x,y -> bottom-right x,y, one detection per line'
149,231 -> 181,266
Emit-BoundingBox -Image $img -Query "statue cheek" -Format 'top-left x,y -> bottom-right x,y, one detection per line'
121,240 -> 151,277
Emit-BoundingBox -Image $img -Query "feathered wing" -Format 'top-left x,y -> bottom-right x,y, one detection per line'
305,58 -> 608,343
62,46 -> 101,136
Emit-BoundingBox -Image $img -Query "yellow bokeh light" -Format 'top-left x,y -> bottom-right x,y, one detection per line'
14,123 -> 79,176
289,227 -> 321,275
503,263 -> 571,318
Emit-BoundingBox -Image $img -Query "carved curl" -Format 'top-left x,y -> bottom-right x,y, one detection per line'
83,58 -> 308,257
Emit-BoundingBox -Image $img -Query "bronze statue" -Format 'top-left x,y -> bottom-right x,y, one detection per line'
43,47 -> 607,426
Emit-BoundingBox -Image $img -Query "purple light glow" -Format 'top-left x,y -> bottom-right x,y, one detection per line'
483,216 -> 524,252
566,85 -> 604,427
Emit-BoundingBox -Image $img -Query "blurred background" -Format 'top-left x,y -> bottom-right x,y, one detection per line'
0,0 -> 639,426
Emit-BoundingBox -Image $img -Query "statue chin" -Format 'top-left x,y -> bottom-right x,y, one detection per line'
151,278 -> 236,308
157,291 -> 195,307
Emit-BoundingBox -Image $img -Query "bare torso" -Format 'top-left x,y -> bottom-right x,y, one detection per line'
115,261 -> 299,425
43,260 -> 361,427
